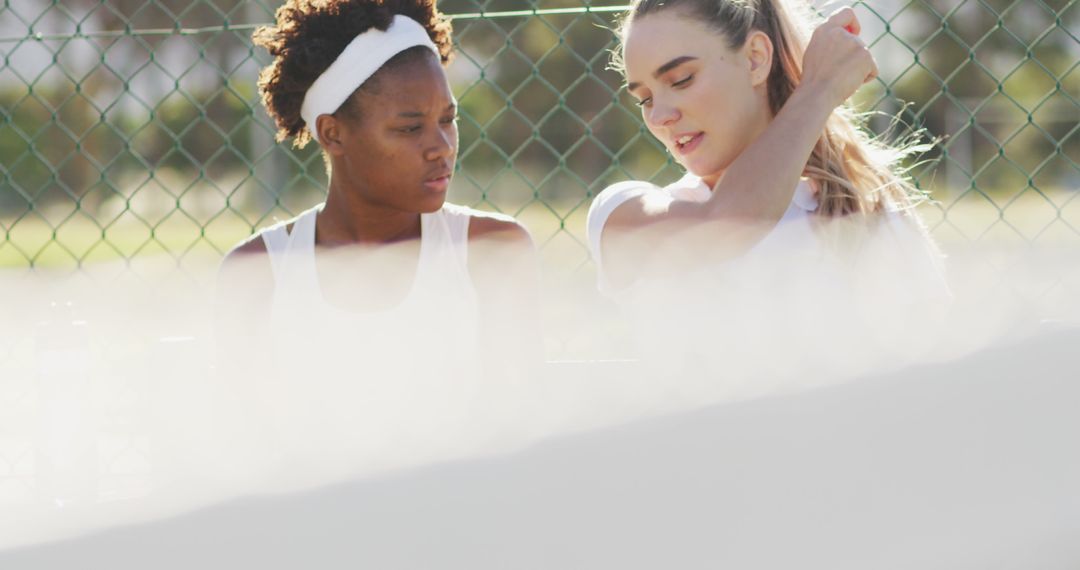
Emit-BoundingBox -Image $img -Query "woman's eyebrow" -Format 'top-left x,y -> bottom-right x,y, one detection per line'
627,55 -> 699,92
397,103 -> 457,118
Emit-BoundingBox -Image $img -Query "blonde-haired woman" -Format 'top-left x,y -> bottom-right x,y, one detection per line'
587,0 -> 948,376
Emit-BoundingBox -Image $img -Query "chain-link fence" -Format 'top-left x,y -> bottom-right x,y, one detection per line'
0,0 -> 1077,513
1,0 -> 1077,274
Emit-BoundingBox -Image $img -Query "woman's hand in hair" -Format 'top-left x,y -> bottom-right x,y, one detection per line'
799,7 -> 878,109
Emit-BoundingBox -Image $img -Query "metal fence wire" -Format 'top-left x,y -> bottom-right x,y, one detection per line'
0,0 -> 1077,274
0,0 -> 1077,511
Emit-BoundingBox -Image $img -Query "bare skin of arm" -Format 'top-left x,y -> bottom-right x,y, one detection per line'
603,9 -> 878,288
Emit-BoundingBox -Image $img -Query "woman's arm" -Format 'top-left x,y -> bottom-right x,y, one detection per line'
601,9 -> 877,288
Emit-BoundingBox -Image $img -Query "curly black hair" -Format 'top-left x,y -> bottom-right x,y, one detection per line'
253,0 -> 454,148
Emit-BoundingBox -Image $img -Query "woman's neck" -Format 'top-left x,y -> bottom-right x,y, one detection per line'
702,170 -> 724,190
317,182 -> 421,246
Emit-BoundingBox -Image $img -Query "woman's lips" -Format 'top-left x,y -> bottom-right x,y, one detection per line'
423,175 -> 451,192
674,132 -> 704,156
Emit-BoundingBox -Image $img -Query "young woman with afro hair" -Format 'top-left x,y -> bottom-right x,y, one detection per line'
216,0 -> 540,442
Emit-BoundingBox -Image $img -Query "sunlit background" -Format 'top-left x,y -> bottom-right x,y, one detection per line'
0,0 -> 1078,538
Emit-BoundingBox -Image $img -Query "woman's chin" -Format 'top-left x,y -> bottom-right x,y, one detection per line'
692,157 -> 732,187
418,196 -> 447,213
684,164 -> 723,187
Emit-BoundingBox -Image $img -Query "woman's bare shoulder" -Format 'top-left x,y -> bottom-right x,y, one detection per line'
442,204 -> 532,249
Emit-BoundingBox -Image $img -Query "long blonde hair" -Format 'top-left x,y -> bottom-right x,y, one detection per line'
616,0 -> 930,216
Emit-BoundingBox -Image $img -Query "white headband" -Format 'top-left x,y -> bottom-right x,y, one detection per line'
300,15 -> 440,144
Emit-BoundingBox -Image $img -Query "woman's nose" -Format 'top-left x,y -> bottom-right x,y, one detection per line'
424,126 -> 455,161
646,101 -> 680,128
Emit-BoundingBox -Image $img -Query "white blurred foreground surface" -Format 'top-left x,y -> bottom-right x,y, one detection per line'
1,242 -> 1078,569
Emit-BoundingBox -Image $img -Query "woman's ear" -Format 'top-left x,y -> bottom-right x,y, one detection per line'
316,114 -> 347,157
745,30 -> 774,87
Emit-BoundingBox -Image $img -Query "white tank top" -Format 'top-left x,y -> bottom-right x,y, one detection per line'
260,202 -> 478,321
585,174 -> 951,379
256,203 -> 482,430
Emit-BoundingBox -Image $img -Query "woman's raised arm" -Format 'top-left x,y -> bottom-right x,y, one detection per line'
600,8 -> 877,287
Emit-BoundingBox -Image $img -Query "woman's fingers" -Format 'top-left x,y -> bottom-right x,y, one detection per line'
827,7 -> 859,35
843,13 -> 876,85
801,7 -> 878,107
865,54 -> 879,84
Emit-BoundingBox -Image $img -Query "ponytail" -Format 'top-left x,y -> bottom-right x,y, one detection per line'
620,0 -> 930,216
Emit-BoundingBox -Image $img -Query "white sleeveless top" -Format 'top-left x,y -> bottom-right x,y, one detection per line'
585,173 -> 951,378
254,203 -> 485,450
587,173 -> 823,295
586,173 -> 947,296
260,202 -> 478,323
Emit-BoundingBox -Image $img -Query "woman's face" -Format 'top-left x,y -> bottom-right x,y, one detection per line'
332,51 -> 458,213
623,11 -> 773,187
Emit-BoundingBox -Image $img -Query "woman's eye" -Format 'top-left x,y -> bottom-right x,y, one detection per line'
440,115 -> 458,125
398,125 -> 422,133
672,74 -> 693,87
634,97 -> 652,108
